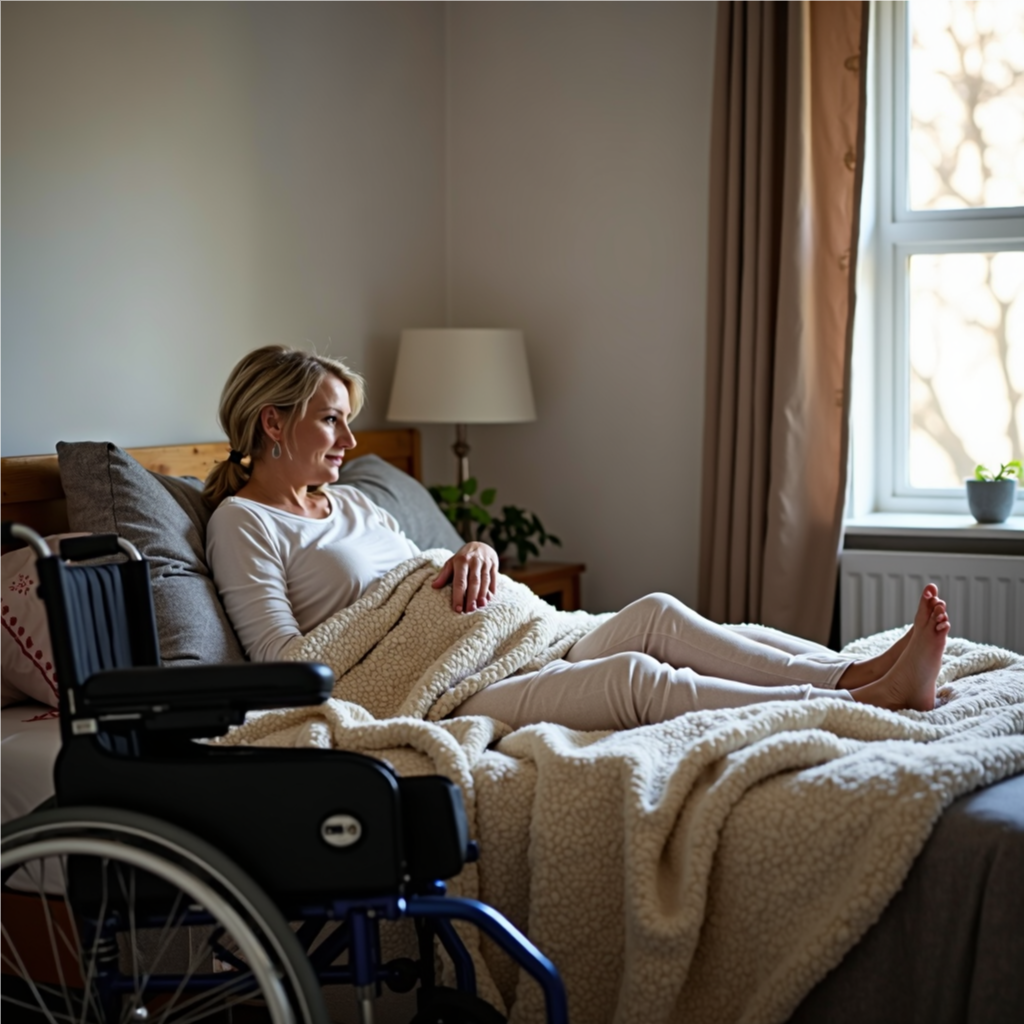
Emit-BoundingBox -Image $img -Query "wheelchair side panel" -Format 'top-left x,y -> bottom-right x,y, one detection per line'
55,741 -> 406,906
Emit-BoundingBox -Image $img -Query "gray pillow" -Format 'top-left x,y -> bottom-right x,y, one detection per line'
338,454 -> 462,552
56,442 -> 245,666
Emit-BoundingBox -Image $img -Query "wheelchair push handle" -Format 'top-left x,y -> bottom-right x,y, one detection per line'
1,521 -> 51,557
0,522 -> 143,562
59,534 -> 144,561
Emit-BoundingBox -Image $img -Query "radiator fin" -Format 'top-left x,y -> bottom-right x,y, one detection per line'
839,551 -> 1024,654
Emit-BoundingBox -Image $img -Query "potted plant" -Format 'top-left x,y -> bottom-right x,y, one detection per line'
429,478 -> 561,565
966,460 -> 1022,524
429,478 -> 497,542
485,504 -> 562,568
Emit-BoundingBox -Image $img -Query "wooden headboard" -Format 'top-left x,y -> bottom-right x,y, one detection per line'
0,428 -> 421,537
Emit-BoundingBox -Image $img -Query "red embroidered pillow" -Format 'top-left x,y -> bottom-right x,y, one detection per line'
1,535 -> 86,708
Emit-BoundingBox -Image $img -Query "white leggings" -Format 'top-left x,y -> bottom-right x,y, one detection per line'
452,592 -> 856,731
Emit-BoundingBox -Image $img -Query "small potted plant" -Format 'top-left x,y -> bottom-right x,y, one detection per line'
430,478 -> 561,565
429,478 -> 497,542
485,504 -> 562,568
966,460 -> 1022,524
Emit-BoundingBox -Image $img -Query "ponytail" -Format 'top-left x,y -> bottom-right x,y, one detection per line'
203,457 -> 252,509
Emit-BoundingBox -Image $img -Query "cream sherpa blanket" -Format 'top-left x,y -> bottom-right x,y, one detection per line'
282,551 -> 610,721
219,558 -> 1024,1024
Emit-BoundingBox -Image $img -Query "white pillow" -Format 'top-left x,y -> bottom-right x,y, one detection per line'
1,535 -> 86,708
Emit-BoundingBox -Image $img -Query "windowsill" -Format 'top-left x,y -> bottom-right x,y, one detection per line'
844,512 -> 1024,555
845,512 -> 1024,537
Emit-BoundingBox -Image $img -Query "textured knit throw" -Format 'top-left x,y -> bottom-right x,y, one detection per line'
281,550 -> 611,720
220,581 -> 1024,1024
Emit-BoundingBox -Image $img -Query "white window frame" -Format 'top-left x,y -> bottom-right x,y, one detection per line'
862,0 -> 1024,516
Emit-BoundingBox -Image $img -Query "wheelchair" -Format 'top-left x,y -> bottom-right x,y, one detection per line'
1,524 -> 569,1024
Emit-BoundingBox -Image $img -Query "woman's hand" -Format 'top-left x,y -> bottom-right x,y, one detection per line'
432,542 -> 500,613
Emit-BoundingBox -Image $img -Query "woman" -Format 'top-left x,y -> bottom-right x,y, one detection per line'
205,346 -> 950,731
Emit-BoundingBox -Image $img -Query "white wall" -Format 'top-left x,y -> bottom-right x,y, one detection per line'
2,1 -> 718,614
1,1 -> 447,455
446,2 -> 716,611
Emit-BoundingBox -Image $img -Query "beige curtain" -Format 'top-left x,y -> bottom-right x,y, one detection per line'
699,0 -> 869,643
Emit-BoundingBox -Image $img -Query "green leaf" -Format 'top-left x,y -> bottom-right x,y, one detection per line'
480,488 -> 497,506
974,464 -> 991,482
438,485 -> 462,503
481,499 -> 561,560
469,506 -> 492,524
462,477 -> 478,497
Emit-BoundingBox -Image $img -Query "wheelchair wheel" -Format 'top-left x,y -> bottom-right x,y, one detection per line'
1,806 -> 329,1024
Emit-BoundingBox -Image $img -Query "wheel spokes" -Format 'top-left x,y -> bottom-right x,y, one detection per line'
3,818 -> 314,1024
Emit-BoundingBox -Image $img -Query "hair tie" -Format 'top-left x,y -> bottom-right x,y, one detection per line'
228,449 -> 245,465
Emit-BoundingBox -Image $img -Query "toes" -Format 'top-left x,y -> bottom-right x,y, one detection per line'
915,586 -> 940,624
922,585 -> 942,617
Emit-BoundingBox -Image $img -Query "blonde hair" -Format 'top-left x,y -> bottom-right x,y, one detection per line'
204,345 -> 365,508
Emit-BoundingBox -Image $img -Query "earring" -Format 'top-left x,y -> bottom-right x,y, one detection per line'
272,441 -> 281,459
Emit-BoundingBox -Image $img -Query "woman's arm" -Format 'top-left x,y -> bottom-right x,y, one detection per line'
335,486 -> 497,613
206,505 -> 305,662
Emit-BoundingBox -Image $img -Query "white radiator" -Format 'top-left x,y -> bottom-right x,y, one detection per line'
839,550 -> 1024,654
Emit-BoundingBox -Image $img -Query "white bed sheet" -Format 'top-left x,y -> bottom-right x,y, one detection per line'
1,703 -> 61,824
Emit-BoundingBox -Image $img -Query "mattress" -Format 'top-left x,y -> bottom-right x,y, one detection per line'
1,703 -> 61,824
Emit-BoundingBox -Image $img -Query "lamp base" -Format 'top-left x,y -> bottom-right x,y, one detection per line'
453,423 -> 473,542
454,423 -> 471,488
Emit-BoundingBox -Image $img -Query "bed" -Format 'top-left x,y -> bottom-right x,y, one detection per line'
2,431 -> 1023,1024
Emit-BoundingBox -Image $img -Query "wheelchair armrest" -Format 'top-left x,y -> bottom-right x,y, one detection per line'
79,662 -> 334,720
398,775 -> 471,884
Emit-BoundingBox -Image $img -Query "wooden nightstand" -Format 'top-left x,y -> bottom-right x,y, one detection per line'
505,561 -> 586,611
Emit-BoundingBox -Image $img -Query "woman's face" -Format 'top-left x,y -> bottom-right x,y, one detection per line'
278,374 -> 356,486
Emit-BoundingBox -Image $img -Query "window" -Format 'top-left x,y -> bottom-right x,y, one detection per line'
857,0 -> 1024,515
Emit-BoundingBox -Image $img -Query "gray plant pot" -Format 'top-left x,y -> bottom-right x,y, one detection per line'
965,478 -> 1018,524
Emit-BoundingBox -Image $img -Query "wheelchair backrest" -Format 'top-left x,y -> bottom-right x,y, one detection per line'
33,535 -> 160,743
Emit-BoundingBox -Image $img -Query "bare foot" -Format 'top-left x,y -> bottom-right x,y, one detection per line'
849,601 -> 949,712
837,584 -> 943,689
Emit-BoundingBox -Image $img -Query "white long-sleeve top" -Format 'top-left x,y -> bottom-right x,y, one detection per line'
206,486 -> 420,662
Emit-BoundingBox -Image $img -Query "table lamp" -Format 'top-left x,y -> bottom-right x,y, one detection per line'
387,328 -> 536,489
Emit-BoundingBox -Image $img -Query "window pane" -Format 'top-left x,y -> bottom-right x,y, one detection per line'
908,252 -> 1024,488
909,0 -> 1024,211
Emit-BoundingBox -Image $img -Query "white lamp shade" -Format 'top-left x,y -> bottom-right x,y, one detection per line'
387,329 -> 536,424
